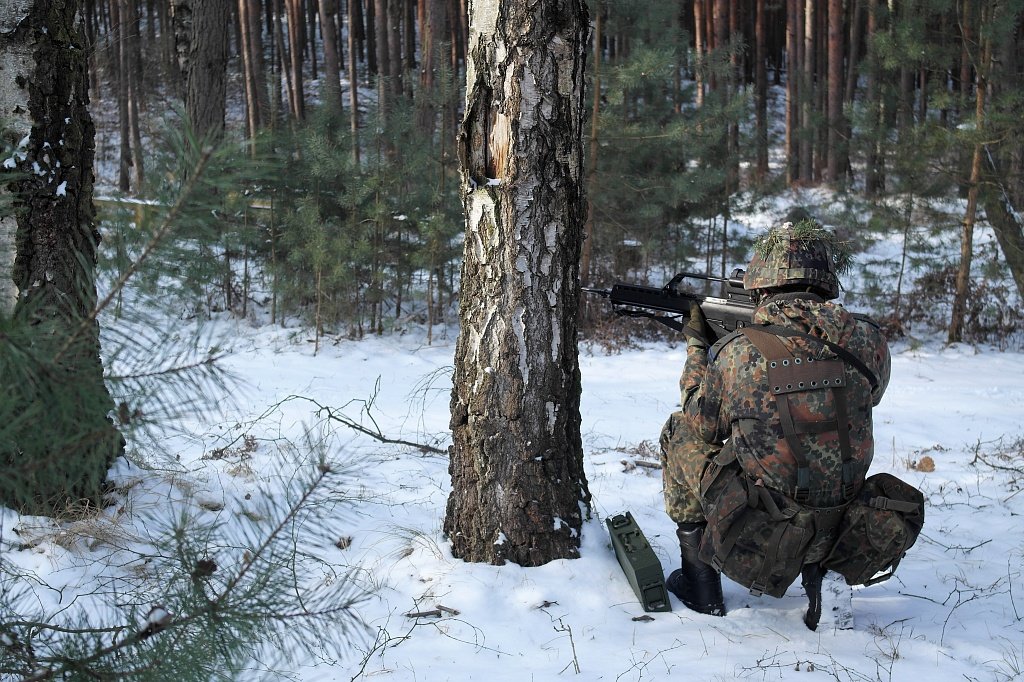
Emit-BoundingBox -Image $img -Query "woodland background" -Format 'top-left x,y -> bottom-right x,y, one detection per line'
87,0 -> 1024,346
2,0 -> 1024,679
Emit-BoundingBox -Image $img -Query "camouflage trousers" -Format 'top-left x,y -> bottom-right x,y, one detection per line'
659,411 -> 721,524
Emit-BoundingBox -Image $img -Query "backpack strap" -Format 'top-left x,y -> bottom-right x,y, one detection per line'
757,323 -> 879,393
741,327 -> 857,502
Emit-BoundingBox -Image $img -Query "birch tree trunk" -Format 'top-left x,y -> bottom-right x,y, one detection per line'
0,0 -> 122,511
446,0 -> 591,566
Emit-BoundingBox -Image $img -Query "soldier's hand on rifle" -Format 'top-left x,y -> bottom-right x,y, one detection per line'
685,302 -> 710,348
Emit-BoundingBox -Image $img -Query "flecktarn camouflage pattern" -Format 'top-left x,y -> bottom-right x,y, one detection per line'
661,276 -> 914,596
742,219 -> 853,300
687,296 -> 890,505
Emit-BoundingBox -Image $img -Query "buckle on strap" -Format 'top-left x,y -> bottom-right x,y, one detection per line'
794,467 -> 811,503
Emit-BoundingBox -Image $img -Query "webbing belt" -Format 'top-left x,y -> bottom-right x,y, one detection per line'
741,327 -> 856,502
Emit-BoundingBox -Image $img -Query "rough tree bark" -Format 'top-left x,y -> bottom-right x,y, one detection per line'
0,0 -> 122,511
446,0 -> 591,566
318,0 -> 343,112
826,0 -> 843,184
185,0 -> 230,141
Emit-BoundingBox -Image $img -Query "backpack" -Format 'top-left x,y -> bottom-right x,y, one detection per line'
697,326 -> 924,598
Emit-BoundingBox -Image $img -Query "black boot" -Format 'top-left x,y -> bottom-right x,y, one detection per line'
666,522 -> 726,616
801,562 -> 825,631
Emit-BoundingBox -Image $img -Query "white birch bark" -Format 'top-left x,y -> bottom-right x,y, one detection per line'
0,0 -> 34,314
446,0 -> 591,566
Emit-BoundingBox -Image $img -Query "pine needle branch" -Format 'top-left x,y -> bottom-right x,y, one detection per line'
55,146 -> 215,364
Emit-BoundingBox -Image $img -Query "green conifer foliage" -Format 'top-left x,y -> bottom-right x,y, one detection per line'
273,104 -> 462,338
586,1 -> 745,280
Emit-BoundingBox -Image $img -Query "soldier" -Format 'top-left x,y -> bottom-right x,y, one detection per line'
658,211 -> 891,620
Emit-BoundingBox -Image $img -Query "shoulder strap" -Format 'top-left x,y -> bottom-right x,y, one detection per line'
709,328 -> 745,362
756,324 -> 879,393
742,327 -> 856,502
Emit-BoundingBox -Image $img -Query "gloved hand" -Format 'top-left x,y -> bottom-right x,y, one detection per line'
685,302 -> 709,347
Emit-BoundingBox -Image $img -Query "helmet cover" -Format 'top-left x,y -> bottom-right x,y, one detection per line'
743,216 -> 852,299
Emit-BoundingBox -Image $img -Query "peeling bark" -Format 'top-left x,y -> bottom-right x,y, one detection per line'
446,0 -> 591,566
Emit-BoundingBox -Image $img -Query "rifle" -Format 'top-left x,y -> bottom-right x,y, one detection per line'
584,268 -> 754,341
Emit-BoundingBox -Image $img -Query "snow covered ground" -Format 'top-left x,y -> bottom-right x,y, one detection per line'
3,197 -> 1024,680
8,317 -> 1014,681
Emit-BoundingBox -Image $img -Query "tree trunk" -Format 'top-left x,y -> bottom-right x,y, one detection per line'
754,0 -> 768,180
319,0 -> 343,112
186,0 -> 231,141
446,0 -> 591,566
825,0 -> 843,184
113,0 -> 131,190
1,0 -> 123,511
582,0 -> 602,285
693,0 -> 705,107
285,0 -> 305,120
171,0 -> 192,98
982,174 -> 1024,303
126,0 -> 145,188
864,0 -> 884,196
238,0 -> 268,136
949,4 -> 990,343
799,0 -> 813,182
272,0 -> 291,125
347,0 -> 361,163
387,0 -> 403,98
785,0 -> 798,183
416,0 -> 445,134
374,0 -> 389,116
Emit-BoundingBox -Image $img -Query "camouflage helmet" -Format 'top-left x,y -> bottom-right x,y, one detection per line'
743,211 -> 852,300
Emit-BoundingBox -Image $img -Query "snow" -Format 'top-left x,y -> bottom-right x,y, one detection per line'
5,310 -> 1024,681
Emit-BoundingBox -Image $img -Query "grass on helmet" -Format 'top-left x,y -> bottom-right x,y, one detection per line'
752,219 -> 854,275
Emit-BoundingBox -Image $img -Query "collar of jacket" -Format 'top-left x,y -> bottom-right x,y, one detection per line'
756,291 -> 826,312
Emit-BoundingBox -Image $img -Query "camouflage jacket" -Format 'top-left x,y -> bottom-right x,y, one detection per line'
679,293 -> 891,507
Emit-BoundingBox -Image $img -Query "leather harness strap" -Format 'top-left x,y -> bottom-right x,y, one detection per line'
741,327 -> 856,502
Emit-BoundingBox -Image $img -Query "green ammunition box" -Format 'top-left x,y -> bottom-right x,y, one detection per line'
606,512 -> 671,612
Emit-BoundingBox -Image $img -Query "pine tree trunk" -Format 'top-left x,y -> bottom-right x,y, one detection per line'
799,0 -> 813,182
374,0 -> 389,115
825,0 -> 843,184
1,0 -> 123,511
347,0 -> 361,164
114,0 -> 131,190
950,4 -> 991,342
446,0 -> 591,566
754,0 -> 768,180
319,0 -> 343,111
124,0 -> 144,188
416,0 -> 445,134
238,0 -> 260,136
186,0 -> 230,141
286,0 -> 305,120
864,0 -> 885,196
785,0 -> 798,183
693,0 -> 705,107
272,0 -> 291,125
387,0 -> 403,98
